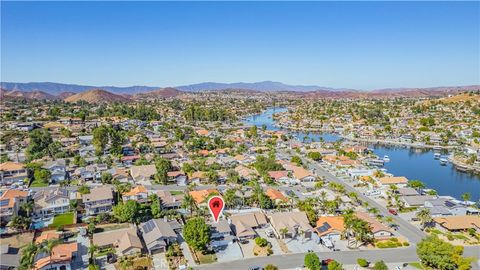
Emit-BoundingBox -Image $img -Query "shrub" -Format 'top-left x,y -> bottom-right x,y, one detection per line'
357,258 -> 369,267
403,242 -> 410,246
264,265 -> 278,270
373,260 -> 388,270
255,237 -> 268,247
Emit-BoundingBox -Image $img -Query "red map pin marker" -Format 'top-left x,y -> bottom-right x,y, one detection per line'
208,196 -> 225,223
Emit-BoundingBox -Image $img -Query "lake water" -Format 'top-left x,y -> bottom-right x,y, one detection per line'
244,107 -> 480,202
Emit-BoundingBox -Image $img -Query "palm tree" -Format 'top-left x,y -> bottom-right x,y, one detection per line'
182,193 -> 196,217
279,227 -> 289,239
20,243 -> 38,270
223,188 -> 239,209
41,239 -> 61,270
88,244 -> 98,263
20,201 -> 34,217
416,208 -> 433,230
462,192 -> 471,205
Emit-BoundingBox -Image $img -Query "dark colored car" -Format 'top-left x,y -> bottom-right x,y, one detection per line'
322,259 -> 333,265
107,253 -> 117,263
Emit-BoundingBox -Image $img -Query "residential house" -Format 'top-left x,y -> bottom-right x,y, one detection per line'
167,171 -> 188,186
268,211 -> 313,239
82,186 -> 114,216
93,225 -> 142,256
78,135 -> 93,146
140,218 -> 178,254
0,162 -> 27,186
157,190 -> 182,209
267,171 -> 292,184
230,211 -> 268,239
209,220 -> 234,248
378,176 -> 409,187
33,242 -> 78,270
189,189 -> 218,205
234,165 -> 257,180
425,197 -> 473,217
402,195 -> 437,208
292,166 -> 315,182
0,189 -> 28,224
433,215 -> 480,232
189,171 -> 206,184
32,188 -> 71,219
42,159 -> 67,183
355,212 -> 393,239
315,216 -> 345,247
0,244 -> 21,270
265,188 -> 288,204
130,165 -> 157,183
122,185 -> 148,203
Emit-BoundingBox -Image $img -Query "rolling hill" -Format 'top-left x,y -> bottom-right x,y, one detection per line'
64,89 -> 131,103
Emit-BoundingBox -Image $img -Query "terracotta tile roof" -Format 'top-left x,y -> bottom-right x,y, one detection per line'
189,189 -> 218,204
123,185 -> 147,196
34,242 -> 78,270
378,176 -> 409,185
434,215 -> 480,231
35,231 -> 60,244
265,188 -> 287,202
315,216 -> 345,236
191,171 -> 206,179
0,162 -> 24,171
196,129 -> 209,136
268,171 -> 289,181
292,166 -> 314,180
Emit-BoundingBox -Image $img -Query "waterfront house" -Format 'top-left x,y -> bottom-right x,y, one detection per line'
82,186 -> 114,216
396,187 -> 420,197
424,197 -> 470,217
268,211 -> 313,239
140,218 -> 178,254
0,162 -> 27,186
402,195 -> 437,208
93,225 -> 142,256
32,188 -> 71,219
433,215 -> 480,232
378,176 -> 409,187
0,189 -> 28,224
230,211 -> 268,239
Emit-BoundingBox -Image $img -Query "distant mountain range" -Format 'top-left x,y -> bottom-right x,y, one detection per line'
2,81 -> 478,95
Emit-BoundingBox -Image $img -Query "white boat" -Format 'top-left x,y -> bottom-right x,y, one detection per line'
434,152 -> 441,159
383,155 -> 390,162
439,158 -> 448,166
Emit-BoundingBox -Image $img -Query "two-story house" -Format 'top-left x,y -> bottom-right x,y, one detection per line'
122,185 -> 148,203
32,188 -> 71,220
140,218 -> 178,254
0,189 -> 28,224
0,162 -> 28,186
42,160 -> 67,183
82,186 -> 114,216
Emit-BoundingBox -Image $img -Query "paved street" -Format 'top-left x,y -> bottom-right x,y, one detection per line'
278,150 -> 426,245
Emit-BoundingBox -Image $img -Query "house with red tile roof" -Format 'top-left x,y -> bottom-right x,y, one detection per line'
0,189 -> 28,223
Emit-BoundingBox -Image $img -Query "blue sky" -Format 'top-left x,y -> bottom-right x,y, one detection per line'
1,1 -> 479,89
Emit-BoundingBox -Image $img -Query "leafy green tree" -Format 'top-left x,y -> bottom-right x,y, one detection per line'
155,158 -> 172,184
183,217 -> 210,251
26,129 -> 54,160
78,185 -> 90,194
328,260 -> 343,270
307,151 -> 322,161
253,155 -> 283,174
255,237 -> 268,247
291,155 -> 303,166
408,180 -> 426,189
150,194 -> 162,218
416,208 -> 433,230
304,252 -> 321,270
92,125 -> 109,155
100,172 -> 113,184
112,200 -> 139,223
373,261 -> 388,270
357,258 -> 369,267
417,235 -> 474,270
19,243 -> 38,270
462,192 -> 471,204
34,169 -> 51,185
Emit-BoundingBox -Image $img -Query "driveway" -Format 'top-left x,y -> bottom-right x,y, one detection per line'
257,228 -> 283,255
73,231 -> 90,270
284,236 -> 322,253
152,253 -> 169,270
238,238 -> 256,258
179,234 -> 197,267
215,242 -> 243,262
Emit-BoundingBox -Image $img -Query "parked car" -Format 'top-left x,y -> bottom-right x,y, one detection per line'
240,239 -> 249,244
266,229 -> 275,238
248,266 -> 263,270
107,253 -> 116,263
322,259 -> 333,265
388,208 -> 398,215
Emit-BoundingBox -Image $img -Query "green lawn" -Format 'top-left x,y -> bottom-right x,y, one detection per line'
170,190 -> 184,195
50,212 -> 74,227
194,250 -> 217,264
30,179 -> 48,187
409,262 -> 424,269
